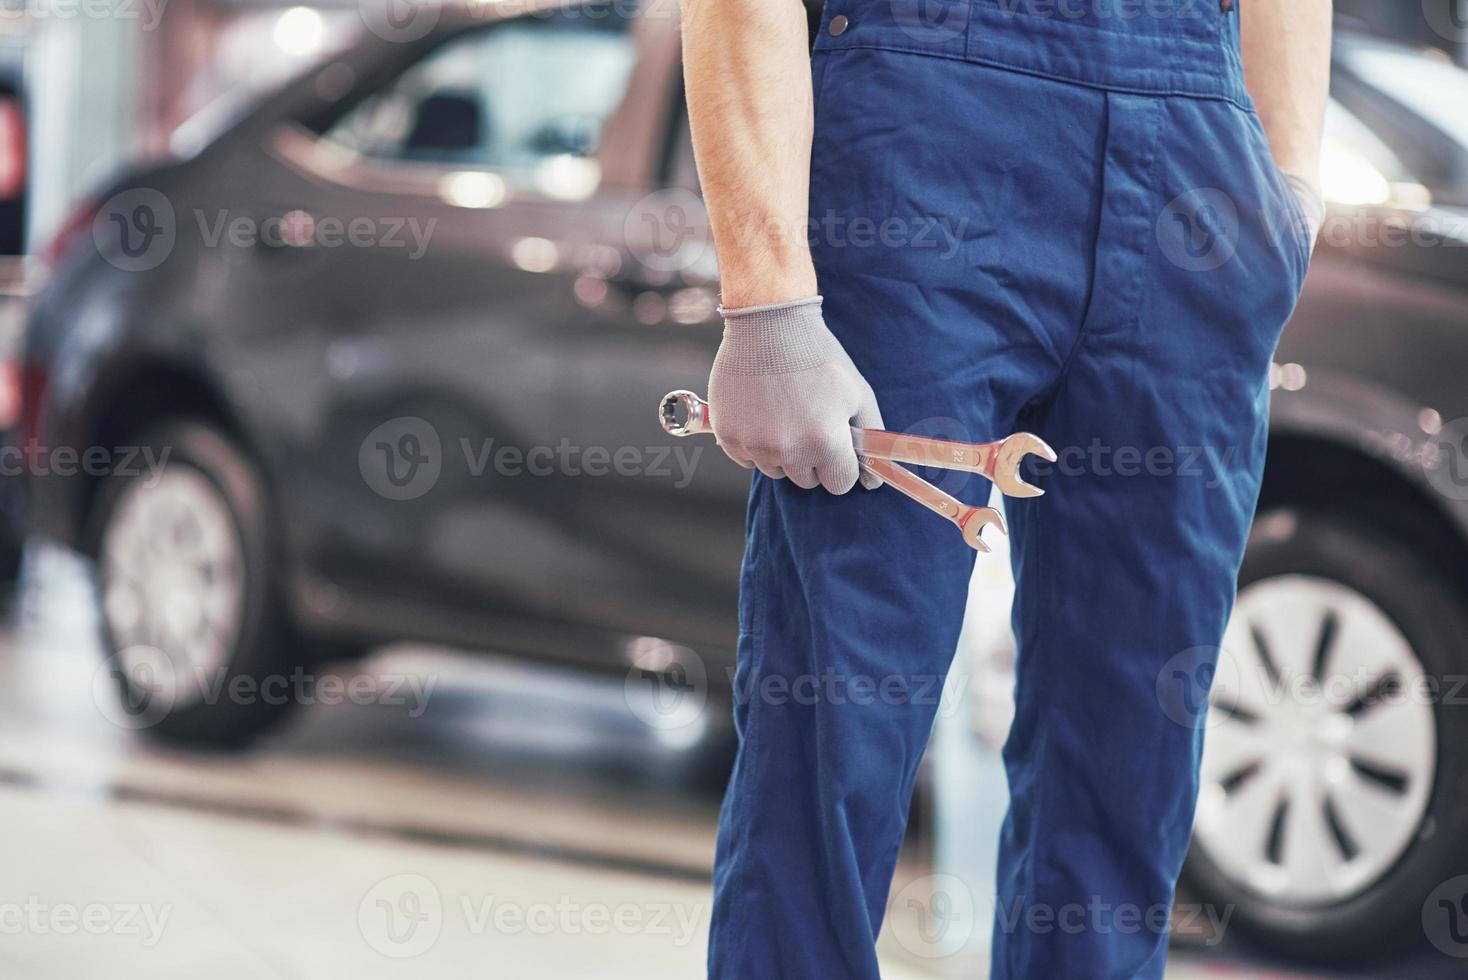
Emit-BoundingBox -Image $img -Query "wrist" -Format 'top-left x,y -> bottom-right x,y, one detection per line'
1281,170 -> 1325,247
720,294 -> 822,320
715,296 -> 839,375
718,269 -> 818,311
1271,141 -> 1321,191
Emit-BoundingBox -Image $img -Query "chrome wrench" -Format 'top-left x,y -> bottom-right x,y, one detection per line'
856,455 -> 1007,552
850,427 -> 1056,499
658,390 -> 1014,553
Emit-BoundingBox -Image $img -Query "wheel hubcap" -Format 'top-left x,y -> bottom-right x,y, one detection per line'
99,466 -> 245,709
1195,575 -> 1435,905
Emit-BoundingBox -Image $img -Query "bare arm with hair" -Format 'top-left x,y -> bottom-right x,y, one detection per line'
679,0 -> 882,494
680,0 -> 817,308
1241,0 -> 1333,240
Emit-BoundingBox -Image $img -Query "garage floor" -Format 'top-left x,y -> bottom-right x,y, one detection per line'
0,546 -> 1441,979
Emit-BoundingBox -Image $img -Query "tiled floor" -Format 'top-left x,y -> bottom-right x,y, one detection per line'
3,786 -> 714,979
0,545 -> 1439,978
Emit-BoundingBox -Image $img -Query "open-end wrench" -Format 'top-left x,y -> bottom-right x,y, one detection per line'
659,390 -> 1054,497
856,455 -> 1006,552
850,427 -> 1056,499
658,390 -> 1011,552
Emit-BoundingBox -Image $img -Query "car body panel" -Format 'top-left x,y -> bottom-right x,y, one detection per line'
18,18 -> 1468,682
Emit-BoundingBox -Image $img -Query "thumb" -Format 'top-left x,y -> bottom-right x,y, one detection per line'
851,386 -> 885,491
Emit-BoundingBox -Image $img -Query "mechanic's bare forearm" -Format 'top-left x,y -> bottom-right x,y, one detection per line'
680,0 -> 818,308
1241,0 -> 1332,181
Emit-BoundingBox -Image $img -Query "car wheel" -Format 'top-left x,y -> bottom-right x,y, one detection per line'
1182,508 -> 1468,963
85,419 -> 297,747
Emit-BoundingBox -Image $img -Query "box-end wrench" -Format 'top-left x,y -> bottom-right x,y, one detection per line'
658,390 -> 1008,552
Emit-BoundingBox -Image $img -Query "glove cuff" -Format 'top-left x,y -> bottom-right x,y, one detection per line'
1281,170 -> 1325,253
716,295 -> 841,376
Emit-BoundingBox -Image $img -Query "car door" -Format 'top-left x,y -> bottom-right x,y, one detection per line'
218,7 -> 668,649
554,101 -> 751,653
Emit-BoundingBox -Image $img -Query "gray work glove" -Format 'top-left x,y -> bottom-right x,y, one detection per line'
708,295 -> 883,494
1282,170 -> 1326,257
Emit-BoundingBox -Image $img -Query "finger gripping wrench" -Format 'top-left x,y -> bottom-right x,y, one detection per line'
658,390 -> 1054,553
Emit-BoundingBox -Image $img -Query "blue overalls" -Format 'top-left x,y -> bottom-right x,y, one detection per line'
707,0 -> 1311,977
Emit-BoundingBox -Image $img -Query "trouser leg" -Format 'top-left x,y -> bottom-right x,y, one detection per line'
992,92 -> 1308,979
707,39 -> 1306,980
707,470 -> 979,978
708,48 -> 1104,979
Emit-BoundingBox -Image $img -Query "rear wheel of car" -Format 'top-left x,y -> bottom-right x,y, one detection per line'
1183,508 -> 1468,963
86,419 -> 298,747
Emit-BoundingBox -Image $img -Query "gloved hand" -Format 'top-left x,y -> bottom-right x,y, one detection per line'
1282,170 -> 1326,257
708,295 -> 883,494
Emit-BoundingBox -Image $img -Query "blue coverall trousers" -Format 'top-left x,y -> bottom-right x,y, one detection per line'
708,0 -> 1313,977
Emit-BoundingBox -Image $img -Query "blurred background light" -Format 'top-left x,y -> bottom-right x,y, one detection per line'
272,7 -> 326,58
439,170 -> 507,209
1320,139 -> 1394,207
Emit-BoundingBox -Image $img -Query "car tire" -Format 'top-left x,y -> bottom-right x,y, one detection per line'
85,419 -> 298,747
1182,508 -> 1468,964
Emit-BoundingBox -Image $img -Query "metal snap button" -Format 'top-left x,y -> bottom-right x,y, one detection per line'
1219,0 -> 1234,10
829,14 -> 849,36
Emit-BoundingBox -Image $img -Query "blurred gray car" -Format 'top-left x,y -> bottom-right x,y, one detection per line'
13,8 -> 1468,966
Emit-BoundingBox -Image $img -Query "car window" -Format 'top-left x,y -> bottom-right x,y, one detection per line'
323,9 -> 638,193
1344,46 -> 1468,160
1319,98 -> 1415,207
1332,40 -> 1468,207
